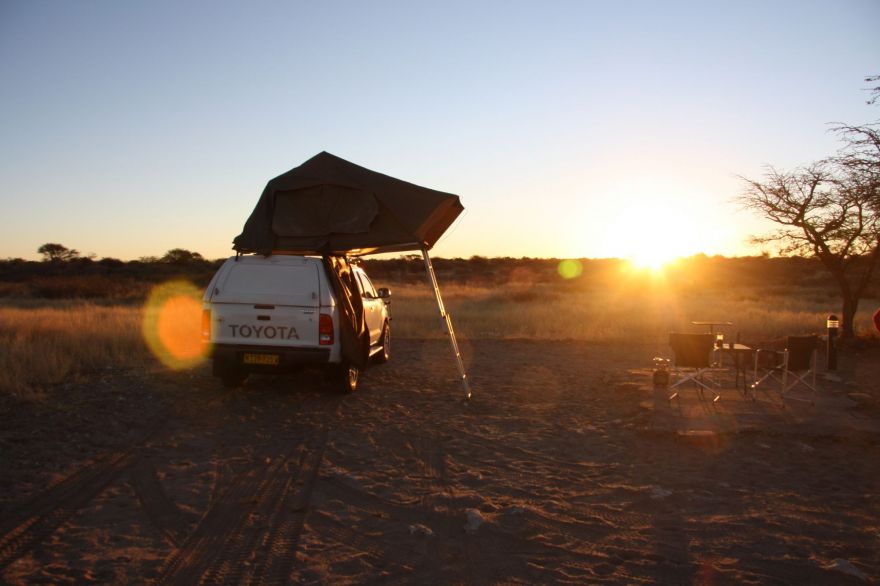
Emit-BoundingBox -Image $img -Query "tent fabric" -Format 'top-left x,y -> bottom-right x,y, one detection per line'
233,152 -> 464,256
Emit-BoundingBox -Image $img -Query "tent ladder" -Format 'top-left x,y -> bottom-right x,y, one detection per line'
421,247 -> 472,400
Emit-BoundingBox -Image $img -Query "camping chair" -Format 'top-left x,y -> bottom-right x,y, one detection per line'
750,335 -> 819,405
668,333 -> 720,402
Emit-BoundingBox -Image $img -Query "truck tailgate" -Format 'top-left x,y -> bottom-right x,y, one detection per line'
210,303 -> 320,347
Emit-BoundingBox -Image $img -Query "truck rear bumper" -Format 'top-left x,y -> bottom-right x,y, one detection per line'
210,343 -> 331,373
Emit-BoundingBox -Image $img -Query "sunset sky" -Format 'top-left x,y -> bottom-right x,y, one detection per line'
1,1 -> 878,262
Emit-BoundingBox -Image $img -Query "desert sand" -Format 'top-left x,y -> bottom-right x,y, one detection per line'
1,339 -> 878,584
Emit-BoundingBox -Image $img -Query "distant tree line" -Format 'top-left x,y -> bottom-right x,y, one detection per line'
3,250 -> 875,306
0,245 -> 221,301
35,244 -> 208,266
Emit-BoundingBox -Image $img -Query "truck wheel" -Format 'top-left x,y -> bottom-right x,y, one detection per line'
332,362 -> 360,393
374,322 -> 391,364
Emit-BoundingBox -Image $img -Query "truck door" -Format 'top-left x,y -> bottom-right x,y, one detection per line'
355,270 -> 383,344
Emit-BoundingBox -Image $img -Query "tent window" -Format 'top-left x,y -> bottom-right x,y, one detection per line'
272,184 -> 378,237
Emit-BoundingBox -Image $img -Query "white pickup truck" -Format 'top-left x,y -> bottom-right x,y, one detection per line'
202,255 -> 391,392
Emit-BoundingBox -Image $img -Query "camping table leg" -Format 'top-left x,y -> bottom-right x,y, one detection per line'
735,352 -> 743,392
728,346 -> 753,395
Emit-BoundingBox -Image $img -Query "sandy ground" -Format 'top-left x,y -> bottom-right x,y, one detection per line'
1,339 -> 879,584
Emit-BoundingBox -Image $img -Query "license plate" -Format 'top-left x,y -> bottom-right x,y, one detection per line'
243,353 -> 279,366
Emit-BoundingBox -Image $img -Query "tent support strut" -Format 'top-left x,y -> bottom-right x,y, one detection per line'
421,247 -> 471,400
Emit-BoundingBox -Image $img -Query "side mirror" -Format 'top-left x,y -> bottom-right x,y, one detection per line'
377,287 -> 391,301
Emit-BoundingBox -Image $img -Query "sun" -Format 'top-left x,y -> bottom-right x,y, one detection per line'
629,248 -> 675,271
605,204 -> 701,271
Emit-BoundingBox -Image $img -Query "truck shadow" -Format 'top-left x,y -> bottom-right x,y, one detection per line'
221,369 -> 360,405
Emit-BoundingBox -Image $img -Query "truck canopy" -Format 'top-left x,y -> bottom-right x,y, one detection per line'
210,256 -> 321,307
232,152 -> 464,256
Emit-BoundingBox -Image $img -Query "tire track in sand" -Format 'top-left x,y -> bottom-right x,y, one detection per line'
253,429 -> 327,585
0,412 -> 168,571
127,459 -> 198,547
155,429 -> 327,585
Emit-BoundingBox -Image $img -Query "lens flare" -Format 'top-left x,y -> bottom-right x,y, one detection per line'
142,280 -> 207,370
557,259 -> 583,279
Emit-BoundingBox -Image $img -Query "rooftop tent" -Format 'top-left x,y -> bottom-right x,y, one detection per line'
233,151 -> 464,256
232,152 -> 471,399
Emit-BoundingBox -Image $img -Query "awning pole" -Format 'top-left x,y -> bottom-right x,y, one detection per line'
421,247 -> 471,400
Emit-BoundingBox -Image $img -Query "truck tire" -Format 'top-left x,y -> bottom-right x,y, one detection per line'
331,362 -> 360,393
374,322 -> 391,364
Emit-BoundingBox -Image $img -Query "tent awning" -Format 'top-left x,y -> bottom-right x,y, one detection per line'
233,152 -> 464,256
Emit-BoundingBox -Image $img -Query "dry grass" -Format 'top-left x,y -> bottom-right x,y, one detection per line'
0,304 -> 149,398
388,281 -> 880,344
2,274 -> 877,398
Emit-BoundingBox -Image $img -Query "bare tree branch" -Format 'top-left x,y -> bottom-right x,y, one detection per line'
739,155 -> 880,338
864,74 -> 880,105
